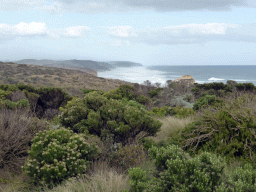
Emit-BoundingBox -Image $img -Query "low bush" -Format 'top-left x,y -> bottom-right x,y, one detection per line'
103,85 -> 151,106
128,145 -> 226,192
58,92 -> 162,144
191,82 -> 233,100
235,83 -> 255,92
111,144 -> 146,171
150,106 -> 195,118
22,127 -> 100,187
148,88 -> 163,98
0,109 -> 49,174
193,95 -> 223,111
230,163 -> 256,191
0,99 -> 30,109
181,94 -> 256,165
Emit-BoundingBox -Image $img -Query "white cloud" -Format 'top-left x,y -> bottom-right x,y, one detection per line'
0,22 -> 47,39
0,0 -> 44,11
14,22 -> 48,36
105,23 -> 256,45
62,26 -> 90,38
107,26 -> 137,38
0,22 -> 90,42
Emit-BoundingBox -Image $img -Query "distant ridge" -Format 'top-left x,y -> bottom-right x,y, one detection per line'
15,59 -> 115,73
107,61 -> 143,68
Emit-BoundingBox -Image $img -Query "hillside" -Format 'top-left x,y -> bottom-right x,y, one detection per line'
15,59 -> 115,72
0,62 -> 132,97
107,61 -> 143,67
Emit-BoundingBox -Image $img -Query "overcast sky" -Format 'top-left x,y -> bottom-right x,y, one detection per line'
1,0 -> 256,65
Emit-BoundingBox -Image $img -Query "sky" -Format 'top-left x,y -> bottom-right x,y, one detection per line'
1,0 -> 256,65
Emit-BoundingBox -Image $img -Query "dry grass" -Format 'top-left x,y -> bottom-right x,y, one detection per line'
0,173 -> 34,192
43,161 -> 130,192
0,62 -> 133,97
153,116 -> 195,144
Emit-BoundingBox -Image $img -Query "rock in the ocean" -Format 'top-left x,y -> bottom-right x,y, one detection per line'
173,75 -> 195,87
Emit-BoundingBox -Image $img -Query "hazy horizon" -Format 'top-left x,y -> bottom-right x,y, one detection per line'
1,0 -> 256,66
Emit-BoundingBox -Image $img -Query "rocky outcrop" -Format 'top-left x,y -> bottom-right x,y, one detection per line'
173,75 -> 195,87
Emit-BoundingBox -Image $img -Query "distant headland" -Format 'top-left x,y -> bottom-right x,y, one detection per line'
14,59 -> 143,76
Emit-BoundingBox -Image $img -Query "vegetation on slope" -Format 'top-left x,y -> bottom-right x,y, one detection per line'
1,69 -> 256,192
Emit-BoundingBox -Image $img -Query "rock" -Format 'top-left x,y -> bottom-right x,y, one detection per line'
173,75 -> 195,87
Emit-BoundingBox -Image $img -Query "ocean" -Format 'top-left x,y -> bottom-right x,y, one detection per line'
97,65 -> 256,86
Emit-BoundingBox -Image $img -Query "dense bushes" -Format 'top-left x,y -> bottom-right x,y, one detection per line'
150,106 -> 195,118
0,83 -> 72,119
22,128 -> 99,187
180,94 -> 256,165
58,92 -> 162,144
235,83 -> 255,92
128,145 -> 227,192
192,95 -> 224,111
128,144 -> 256,192
148,88 -> 163,98
103,84 -> 151,105
0,109 -> 49,174
192,82 -> 233,100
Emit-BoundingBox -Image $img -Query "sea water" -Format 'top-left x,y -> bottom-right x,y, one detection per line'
98,65 -> 256,85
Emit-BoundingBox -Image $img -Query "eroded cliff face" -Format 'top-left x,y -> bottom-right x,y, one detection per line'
173,75 -> 195,87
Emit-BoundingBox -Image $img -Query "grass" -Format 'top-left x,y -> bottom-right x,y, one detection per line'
42,161 -> 130,192
153,116 -> 194,144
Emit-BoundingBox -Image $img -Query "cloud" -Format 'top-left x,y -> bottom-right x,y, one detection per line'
39,0 -> 253,14
0,0 -> 44,11
107,26 -> 137,38
62,26 -> 90,38
0,22 -> 90,42
2,0 -> 255,13
105,23 -> 256,45
0,22 -> 47,39
118,0 -> 247,11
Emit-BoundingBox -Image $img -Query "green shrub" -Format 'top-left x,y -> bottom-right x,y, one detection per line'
141,138 -> 158,151
230,164 -> 256,191
0,99 -> 30,109
168,106 -> 195,118
182,95 -> 256,165
0,89 -> 11,99
128,167 -> 148,192
150,106 -> 195,118
136,95 -> 151,105
191,82 -> 233,100
128,145 -> 226,192
150,106 -> 168,117
103,85 -> 137,101
235,83 -> 255,92
59,92 -> 162,144
103,85 -> 151,106
148,88 -> 163,98
81,88 -> 104,95
193,95 -> 223,111
22,127 -> 99,187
